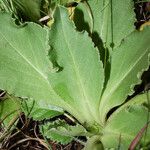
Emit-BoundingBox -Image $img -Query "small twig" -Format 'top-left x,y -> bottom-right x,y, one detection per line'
63,143 -> 72,150
64,113 -> 75,123
0,114 -> 19,142
0,91 -> 6,97
0,109 -> 19,125
8,137 -> 49,150
18,113 -> 25,125
34,122 -> 39,139
39,15 -> 50,22
6,130 -> 20,140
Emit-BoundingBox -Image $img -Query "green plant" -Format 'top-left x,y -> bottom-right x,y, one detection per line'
0,0 -> 150,149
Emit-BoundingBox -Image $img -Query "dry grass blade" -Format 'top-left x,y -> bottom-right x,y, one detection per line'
128,121 -> 150,150
7,137 -> 49,150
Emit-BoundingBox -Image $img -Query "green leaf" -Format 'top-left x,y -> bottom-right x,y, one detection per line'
101,92 -> 150,149
0,7 -> 104,127
12,0 -> 42,22
0,94 -> 21,127
40,120 -> 88,145
0,13 -> 64,119
75,0 -> 135,49
49,6 -> 104,126
21,99 -> 64,121
74,2 -> 94,34
99,27 -> 150,124
83,135 -> 104,150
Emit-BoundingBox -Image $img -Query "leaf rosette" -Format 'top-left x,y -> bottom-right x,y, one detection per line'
0,0 -> 150,149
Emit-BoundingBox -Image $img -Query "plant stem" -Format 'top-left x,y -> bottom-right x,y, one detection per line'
83,135 -> 104,150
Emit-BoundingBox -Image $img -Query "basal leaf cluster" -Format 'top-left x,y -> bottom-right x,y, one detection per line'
0,0 -> 150,149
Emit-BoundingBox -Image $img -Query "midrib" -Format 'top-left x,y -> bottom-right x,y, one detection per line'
0,31 -> 73,111
60,11 -> 98,123
0,32 -> 48,80
100,48 -> 149,115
